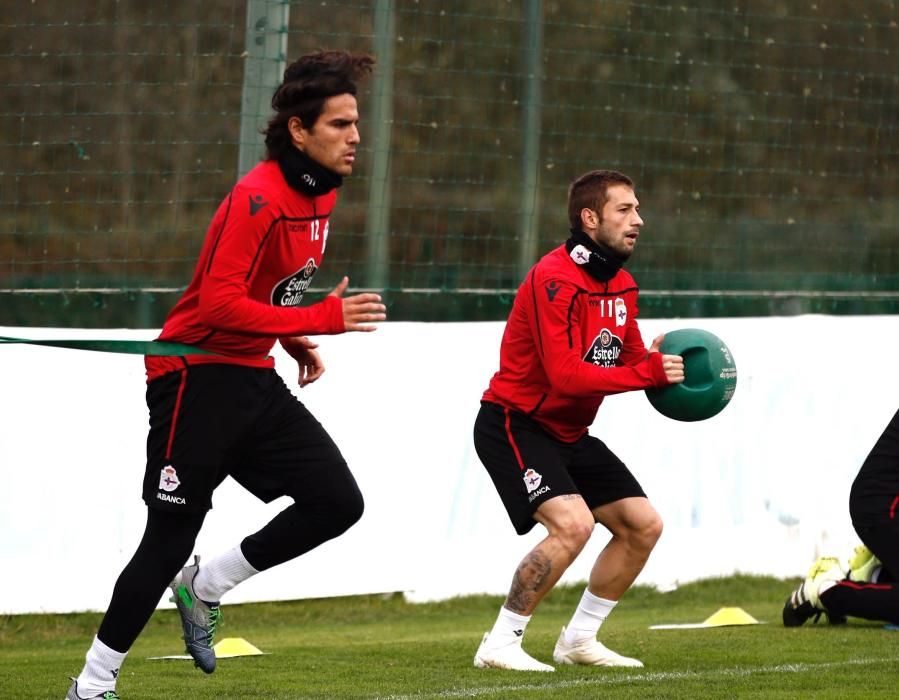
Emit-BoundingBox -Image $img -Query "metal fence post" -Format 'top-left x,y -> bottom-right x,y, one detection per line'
365,0 -> 396,291
238,1 -> 290,178
517,0 -> 543,278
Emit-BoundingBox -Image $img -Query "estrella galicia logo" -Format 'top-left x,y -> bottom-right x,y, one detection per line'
272,258 -> 317,307
584,328 -> 623,367
546,280 -> 561,302
249,194 -> 268,216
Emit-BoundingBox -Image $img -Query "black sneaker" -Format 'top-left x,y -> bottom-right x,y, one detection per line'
782,582 -> 824,626
782,556 -> 848,626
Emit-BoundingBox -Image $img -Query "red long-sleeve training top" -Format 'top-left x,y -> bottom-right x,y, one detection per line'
483,243 -> 669,442
145,160 -> 344,381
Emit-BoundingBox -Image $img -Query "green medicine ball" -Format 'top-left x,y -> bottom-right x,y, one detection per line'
645,328 -> 737,422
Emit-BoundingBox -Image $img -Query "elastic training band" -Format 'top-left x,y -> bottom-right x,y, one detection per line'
0,336 -> 215,356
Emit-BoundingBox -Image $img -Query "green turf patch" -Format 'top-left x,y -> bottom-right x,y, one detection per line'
4,576 -> 898,699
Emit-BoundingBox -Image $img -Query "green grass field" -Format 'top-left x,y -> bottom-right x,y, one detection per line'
4,575 -> 898,699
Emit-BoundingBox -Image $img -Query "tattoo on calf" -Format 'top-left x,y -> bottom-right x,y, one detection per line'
505,550 -> 553,614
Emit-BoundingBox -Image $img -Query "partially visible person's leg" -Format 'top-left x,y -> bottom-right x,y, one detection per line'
823,407 -> 899,624
193,372 -> 364,604
237,446 -> 363,571
70,508 -> 204,698
588,496 -> 663,600
144,365 -> 272,675
550,497 -> 659,668
167,373 -> 364,675
819,524 -> 899,625
474,495 -> 593,672
784,407 -> 899,627
511,495 -> 596,614
553,437 -> 659,667
472,403 -> 586,672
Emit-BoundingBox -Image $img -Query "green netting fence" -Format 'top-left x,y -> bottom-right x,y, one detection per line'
2,0 -> 897,326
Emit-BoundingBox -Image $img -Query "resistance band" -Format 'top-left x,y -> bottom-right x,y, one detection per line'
0,336 -> 214,356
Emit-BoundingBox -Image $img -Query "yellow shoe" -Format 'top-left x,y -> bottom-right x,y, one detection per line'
805,556 -> 846,608
847,544 -> 881,583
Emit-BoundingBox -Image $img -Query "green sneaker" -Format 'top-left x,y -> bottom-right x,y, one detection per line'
847,544 -> 881,583
65,678 -> 120,699
169,555 -> 222,674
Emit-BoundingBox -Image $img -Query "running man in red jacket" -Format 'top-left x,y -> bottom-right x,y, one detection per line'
473,170 -> 684,672
67,51 -> 385,700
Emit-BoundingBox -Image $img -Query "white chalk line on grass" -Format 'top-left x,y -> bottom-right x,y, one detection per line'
375,656 -> 898,700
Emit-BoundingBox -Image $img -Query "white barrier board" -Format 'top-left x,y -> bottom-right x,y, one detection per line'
1,316 -> 896,613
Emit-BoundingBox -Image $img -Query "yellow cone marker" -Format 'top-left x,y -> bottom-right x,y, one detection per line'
149,636 -> 267,661
214,637 -> 266,658
650,607 -> 764,629
702,607 -> 759,626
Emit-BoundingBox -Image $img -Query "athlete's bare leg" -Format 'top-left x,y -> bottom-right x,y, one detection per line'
587,496 -> 662,599
503,494 -> 595,615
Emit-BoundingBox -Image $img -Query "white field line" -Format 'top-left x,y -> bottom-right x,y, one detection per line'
376,656 -> 897,699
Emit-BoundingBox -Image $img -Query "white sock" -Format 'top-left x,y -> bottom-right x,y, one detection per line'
487,606 -> 531,646
564,590 -> 617,644
193,545 -> 259,602
75,636 -> 127,695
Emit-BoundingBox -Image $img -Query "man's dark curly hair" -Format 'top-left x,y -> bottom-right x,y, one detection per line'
263,50 -> 375,160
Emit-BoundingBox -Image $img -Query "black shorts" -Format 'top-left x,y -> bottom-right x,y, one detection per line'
850,407 -> 899,528
143,364 -> 346,513
473,401 -> 645,535
850,407 -> 899,575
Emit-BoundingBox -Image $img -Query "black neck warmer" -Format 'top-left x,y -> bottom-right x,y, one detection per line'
564,228 -> 625,282
278,147 -> 343,196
